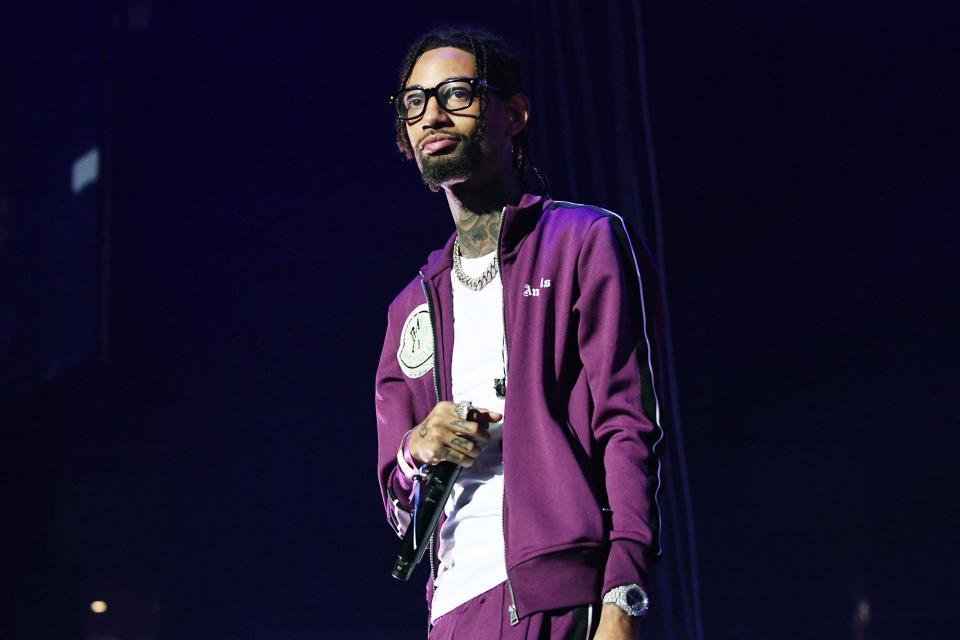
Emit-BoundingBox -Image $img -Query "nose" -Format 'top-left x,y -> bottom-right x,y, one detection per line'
419,94 -> 452,129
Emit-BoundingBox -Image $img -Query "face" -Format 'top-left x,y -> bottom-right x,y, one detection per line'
403,47 -> 515,191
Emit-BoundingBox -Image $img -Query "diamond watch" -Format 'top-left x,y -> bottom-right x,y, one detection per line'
602,584 -> 649,617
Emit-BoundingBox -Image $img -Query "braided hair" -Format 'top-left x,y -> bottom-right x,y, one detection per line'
393,27 -> 548,195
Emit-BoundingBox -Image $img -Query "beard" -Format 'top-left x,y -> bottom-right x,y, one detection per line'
416,116 -> 487,193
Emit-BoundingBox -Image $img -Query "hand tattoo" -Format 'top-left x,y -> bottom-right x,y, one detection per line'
418,423 -> 428,438
451,436 -> 471,450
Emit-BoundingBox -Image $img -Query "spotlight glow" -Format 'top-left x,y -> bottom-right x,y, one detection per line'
90,600 -> 108,614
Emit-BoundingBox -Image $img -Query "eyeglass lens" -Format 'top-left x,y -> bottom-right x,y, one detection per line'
397,80 -> 475,120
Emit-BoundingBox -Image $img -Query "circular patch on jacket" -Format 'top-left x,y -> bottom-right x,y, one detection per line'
397,303 -> 434,379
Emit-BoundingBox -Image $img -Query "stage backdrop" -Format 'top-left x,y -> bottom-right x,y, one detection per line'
0,1 -> 104,403
2,1 -> 958,639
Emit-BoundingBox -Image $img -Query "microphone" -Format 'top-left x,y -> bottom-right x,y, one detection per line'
391,460 -> 461,581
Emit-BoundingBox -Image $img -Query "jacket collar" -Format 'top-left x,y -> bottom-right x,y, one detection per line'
420,193 -> 549,281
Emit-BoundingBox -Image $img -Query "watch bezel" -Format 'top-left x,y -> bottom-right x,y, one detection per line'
602,584 -> 650,617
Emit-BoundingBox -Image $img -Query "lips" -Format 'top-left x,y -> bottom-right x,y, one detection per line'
420,134 -> 460,156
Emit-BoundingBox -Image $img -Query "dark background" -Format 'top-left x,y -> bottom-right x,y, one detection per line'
2,1 -> 958,638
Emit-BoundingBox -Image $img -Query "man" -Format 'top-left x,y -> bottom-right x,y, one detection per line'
375,27 -> 663,639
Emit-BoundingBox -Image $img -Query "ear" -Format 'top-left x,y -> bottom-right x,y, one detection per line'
504,92 -> 530,137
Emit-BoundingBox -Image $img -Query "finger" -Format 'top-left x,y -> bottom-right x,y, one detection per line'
441,445 -> 473,467
467,424 -> 492,445
447,418 -> 481,436
449,400 -> 474,420
446,420 -> 492,447
436,401 -> 460,418
467,407 -> 503,423
445,433 -> 481,459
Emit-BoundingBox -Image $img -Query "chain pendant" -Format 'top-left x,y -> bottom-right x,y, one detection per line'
453,239 -> 499,291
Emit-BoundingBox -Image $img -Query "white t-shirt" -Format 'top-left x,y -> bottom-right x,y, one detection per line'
430,251 -> 508,622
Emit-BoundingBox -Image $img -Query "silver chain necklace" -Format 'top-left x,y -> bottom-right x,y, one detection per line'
452,239 -> 499,291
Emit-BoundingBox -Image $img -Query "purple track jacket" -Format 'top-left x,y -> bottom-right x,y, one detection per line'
375,194 -> 665,623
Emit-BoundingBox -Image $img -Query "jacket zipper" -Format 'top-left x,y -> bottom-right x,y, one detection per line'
420,277 -> 441,582
420,275 -> 441,583
420,274 -> 442,637
494,208 -> 520,626
420,273 -> 442,409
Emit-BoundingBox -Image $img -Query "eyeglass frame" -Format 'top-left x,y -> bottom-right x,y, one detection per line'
388,76 -> 506,121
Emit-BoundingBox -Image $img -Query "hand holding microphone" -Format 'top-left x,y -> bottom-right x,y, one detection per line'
391,400 -> 502,581
408,400 -> 501,468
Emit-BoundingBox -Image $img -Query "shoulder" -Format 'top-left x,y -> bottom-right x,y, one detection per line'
544,199 -> 623,224
540,199 -> 641,258
386,273 -> 427,321
540,201 -> 660,291
538,199 -> 636,245
378,272 -> 433,378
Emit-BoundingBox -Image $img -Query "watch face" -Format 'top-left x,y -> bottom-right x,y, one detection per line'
626,588 -> 644,607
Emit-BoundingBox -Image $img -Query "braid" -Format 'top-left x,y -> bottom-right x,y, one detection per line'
393,27 -> 549,195
511,131 -> 548,196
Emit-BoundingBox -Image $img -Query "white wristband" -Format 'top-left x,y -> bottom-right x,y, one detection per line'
396,430 -> 419,480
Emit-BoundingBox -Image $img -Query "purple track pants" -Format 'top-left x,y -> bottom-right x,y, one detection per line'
429,582 -> 599,640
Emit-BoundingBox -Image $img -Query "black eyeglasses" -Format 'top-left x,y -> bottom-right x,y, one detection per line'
389,77 -> 504,121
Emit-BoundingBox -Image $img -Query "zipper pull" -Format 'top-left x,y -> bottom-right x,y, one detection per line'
506,578 -> 520,625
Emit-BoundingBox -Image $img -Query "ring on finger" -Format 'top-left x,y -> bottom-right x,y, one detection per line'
455,400 -> 473,420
